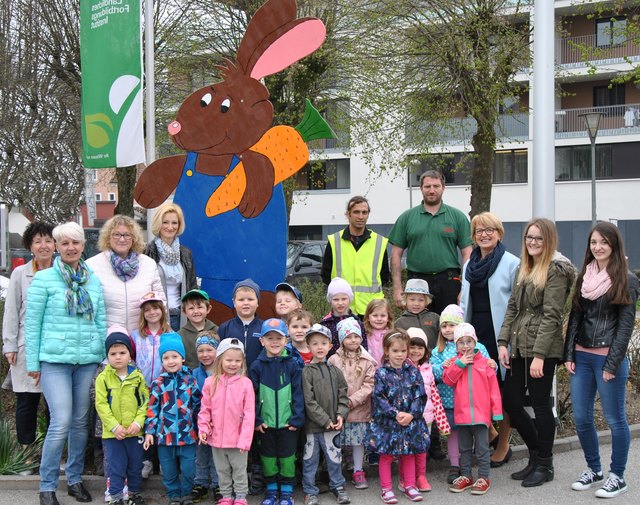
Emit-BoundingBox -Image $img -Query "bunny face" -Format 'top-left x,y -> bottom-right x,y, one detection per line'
169,71 -> 273,155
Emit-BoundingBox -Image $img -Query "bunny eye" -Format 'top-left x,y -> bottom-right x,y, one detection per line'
221,98 -> 231,113
200,93 -> 212,107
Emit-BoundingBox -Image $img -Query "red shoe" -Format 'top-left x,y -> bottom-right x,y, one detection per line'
416,476 -> 431,492
449,476 -> 473,493
470,477 -> 491,495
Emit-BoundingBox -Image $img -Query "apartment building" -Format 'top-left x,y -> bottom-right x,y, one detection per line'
289,0 -> 640,268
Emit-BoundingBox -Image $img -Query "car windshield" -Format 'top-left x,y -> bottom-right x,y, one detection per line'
286,243 -> 304,268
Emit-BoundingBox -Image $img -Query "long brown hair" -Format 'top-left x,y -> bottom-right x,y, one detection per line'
517,217 -> 558,288
382,328 -> 410,363
138,300 -> 171,335
573,222 -> 631,306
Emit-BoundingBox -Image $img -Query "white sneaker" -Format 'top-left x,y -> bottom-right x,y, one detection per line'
594,473 -> 627,498
571,469 -> 603,491
141,460 -> 153,479
123,484 -> 129,500
104,477 -> 111,502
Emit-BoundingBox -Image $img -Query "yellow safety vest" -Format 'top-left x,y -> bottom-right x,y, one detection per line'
328,230 -> 388,315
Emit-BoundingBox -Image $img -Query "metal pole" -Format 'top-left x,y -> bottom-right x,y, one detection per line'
591,137 -> 596,225
144,0 -> 156,238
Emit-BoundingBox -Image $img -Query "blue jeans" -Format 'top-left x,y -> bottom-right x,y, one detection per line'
302,432 -> 345,495
158,444 -> 197,499
570,351 -> 630,478
39,362 -> 97,492
170,313 -> 180,332
195,442 -> 219,488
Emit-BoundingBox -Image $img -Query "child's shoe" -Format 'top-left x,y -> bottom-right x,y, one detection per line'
397,480 -> 405,492
233,499 -> 248,505
212,487 -> 223,502
449,476 -> 473,493
191,485 -> 208,503
403,487 -> 423,502
447,466 -> 460,485
141,460 -> 153,479
217,498 -> 234,505
168,500 -> 181,505
304,495 -> 319,505
127,493 -> 145,505
352,471 -> 368,490
182,497 -> 194,505
108,500 -> 125,505
261,490 -> 279,505
279,492 -> 294,505
380,489 -> 398,505
470,478 -> 490,495
331,486 -> 350,504
416,476 -> 431,492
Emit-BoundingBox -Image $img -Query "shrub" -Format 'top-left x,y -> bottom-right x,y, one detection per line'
0,419 -> 41,475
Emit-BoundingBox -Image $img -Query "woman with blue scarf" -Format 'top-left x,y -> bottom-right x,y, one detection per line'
87,215 -> 165,331
144,202 -> 197,330
25,222 -> 107,505
460,212 -> 519,468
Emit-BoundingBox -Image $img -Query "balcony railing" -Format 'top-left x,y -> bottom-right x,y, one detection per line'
559,34 -> 640,65
555,103 -> 640,138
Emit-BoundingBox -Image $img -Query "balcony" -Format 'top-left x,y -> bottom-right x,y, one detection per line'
555,103 -> 640,138
559,34 -> 640,67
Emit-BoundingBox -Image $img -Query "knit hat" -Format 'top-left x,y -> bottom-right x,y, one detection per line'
159,332 -> 186,359
326,277 -> 354,303
217,338 -> 245,357
275,282 -> 303,303
139,291 -> 164,307
453,323 -> 477,343
105,325 -> 132,355
406,327 -> 429,348
440,304 -> 465,326
233,278 -> 261,302
403,278 -> 432,297
195,334 -> 219,349
181,288 -> 210,302
260,318 -> 288,338
337,317 -> 362,343
305,324 -> 332,343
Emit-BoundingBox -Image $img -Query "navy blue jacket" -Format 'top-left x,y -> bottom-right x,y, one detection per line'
218,316 -> 264,368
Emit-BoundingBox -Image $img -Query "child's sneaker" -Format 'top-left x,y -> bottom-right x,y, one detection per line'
141,460 -> 153,479
380,489 -> 398,505
403,487 -> 423,502
470,477 -> 491,495
571,469 -> 604,491
212,487 -> 223,502
304,495 -> 319,505
191,485 -> 208,503
182,497 -> 194,505
332,486 -> 350,504
416,476 -> 431,492
449,476 -> 473,493
352,471 -> 368,490
261,490 -> 279,505
397,481 -> 405,493
233,499 -> 248,505
127,493 -> 146,505
279,492 -> 294,505
447,466 -> 460,485
594,474 -> 627,498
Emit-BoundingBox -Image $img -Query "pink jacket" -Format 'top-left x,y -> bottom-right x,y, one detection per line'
442,350 -> 503,427
328,346 -> 376,422
366,328 -> 386,367
411,361 -> 451,435
197,373 -> 255,451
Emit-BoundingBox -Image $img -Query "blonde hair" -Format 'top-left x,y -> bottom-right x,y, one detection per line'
98,215 -> 145,255
470,211 -> 505,243
209,347 -> 246,399
517,218 -> 558,289
436,321 -> 458,353
363,299 -> 393,332
286,308 -> 314,326
138,300 -> 170,335
340,337 -> 363,377
150,202 -> 186,238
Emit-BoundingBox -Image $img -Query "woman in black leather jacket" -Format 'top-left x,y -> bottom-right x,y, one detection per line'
564,222 -> 638,499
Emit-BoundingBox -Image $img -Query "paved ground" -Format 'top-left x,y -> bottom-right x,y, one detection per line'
1,428 -> 639,505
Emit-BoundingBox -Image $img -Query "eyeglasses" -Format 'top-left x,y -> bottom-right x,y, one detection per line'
525,235 -> 544,244
475,227 -> 496,236
112,233 -> 133,241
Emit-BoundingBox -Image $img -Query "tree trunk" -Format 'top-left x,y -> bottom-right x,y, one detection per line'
469,117 -> 496,218
114,165 -> 137,217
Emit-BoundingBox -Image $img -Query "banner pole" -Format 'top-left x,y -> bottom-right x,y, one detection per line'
144,0 -> 156,237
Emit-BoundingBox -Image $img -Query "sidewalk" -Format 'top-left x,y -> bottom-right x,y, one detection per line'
1,427 -> 639,504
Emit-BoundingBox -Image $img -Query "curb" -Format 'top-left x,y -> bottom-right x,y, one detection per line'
2,424 -> 640,491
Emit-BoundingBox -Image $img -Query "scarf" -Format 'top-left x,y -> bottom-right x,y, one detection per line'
154,237 -> 183,283
110,250 -> 140,282
581,260 -> 612,300
464,241 -> 506,288
57,256 -> 94,320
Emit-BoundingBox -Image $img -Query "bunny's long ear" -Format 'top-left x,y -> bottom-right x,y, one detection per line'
237,0 -> 326,80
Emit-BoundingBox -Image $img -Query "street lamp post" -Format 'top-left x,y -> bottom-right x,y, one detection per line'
579,112 -> 604,226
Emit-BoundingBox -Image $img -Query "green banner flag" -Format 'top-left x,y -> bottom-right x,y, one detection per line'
80,0 -> 145,168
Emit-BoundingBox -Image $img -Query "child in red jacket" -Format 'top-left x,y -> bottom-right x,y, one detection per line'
443,323 -> 502,496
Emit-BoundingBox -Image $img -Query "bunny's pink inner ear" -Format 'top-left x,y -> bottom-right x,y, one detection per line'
250,19 -> 326,80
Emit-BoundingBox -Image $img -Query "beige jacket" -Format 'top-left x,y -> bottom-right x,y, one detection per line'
328,346 -> 377,423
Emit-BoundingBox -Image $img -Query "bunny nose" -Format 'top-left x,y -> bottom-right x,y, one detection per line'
168,121 -> 181,135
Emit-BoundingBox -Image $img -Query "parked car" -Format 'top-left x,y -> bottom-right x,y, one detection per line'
285,240 -> 326,283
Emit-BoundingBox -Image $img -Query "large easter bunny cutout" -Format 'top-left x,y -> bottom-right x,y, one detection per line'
134,0 -> 334,322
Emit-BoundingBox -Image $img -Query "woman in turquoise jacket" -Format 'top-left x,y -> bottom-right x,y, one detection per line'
25,222 -> 106,505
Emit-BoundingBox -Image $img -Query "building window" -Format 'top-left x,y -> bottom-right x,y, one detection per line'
596,17 -> 627,47
108,193 -> 116,201
593,83 -> 625,108
407,154 -> 456,187
555,145 -> 613,181
297,158 -> 350,190
494,149 -> 528,184
95,193 -> 102,201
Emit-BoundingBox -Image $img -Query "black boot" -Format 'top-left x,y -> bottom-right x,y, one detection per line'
511,450 -> 538,480
39,492 -> 60,505
522,456 -> 554,487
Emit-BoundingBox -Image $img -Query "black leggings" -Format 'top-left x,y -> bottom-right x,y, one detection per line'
502,357 -> 558,458
15,392 -> 47,445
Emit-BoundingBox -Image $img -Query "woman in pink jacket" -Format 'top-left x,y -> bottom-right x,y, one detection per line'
198,339 -> 255,505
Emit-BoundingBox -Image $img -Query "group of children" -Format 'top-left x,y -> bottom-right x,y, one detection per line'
93,275 -> 503,505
